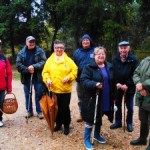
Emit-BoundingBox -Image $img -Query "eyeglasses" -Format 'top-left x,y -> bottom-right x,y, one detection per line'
54,46 -> 64,50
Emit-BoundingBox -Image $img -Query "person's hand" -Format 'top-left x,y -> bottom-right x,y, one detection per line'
96,82 -> 103,89
121,84 -> 128,91
136,83 -> 143,91
46,78 -> 52,87
7,90 -> 12,94
62,77 -> 69,83
140,89 -> 147,96
28,65 -> 34,74
116,83 -> 122,89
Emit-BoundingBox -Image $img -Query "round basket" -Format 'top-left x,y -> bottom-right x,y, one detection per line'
3,93 -> 18,114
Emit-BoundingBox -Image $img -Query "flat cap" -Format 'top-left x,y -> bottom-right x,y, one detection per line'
118,41 -> 129,46
26,36 -> 35,41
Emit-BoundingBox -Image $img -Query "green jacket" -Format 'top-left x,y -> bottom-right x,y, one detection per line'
133,57 -> 150,107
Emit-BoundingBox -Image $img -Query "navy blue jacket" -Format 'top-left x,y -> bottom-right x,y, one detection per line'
16,46 -> 47,84
73,47 -> 94,82
80,61 -> 114,124
112,51 -> 139,94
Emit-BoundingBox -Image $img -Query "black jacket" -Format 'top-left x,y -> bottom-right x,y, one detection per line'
112,51 -> 139,94
80,61 -> 114,124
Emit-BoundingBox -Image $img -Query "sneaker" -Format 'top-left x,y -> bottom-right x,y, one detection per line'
0,121 -> 4,127
25,113 -> 33,119
94,135 -> 106,144
37,113 -> 44,119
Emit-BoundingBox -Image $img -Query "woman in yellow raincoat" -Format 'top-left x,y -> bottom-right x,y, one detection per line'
42,40 -> 77,135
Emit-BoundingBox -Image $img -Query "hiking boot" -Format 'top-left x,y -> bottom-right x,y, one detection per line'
0,121 -> 4,127
64,125 -> 70,135
25,113 -> 33,118
54,124 -> 62,132
110,123 -> 122,129
76,115 -> 83,122
130,138 -> 147,145
37,113 -> 44,119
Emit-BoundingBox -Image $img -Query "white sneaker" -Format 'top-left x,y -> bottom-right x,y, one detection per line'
0,121 -> 4,127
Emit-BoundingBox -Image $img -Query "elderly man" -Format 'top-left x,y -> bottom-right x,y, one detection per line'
73,34 -> 94,122
16,36 -> 47,119
110,41 -> 139,132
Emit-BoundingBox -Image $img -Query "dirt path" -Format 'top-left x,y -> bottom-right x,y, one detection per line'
0,80 -> 146,150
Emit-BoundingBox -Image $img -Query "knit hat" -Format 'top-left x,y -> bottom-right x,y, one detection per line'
80,34 -> 92,42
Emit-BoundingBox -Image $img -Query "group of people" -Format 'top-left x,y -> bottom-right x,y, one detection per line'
0,34 -> 150,150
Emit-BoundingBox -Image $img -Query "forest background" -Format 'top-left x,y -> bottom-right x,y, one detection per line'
0,0 -> 150,63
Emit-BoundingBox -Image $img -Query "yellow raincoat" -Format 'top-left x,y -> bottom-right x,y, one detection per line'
42,52 -> 77,93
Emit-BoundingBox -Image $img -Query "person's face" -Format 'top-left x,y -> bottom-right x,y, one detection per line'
26,40 -> 35,49
119,46 -> 130,57
54,43 -> 65,56
95,50 -> 106,65
82,38 -> 90,49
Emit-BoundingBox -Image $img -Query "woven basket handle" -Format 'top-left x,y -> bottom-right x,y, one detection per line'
4,92 -> 16,99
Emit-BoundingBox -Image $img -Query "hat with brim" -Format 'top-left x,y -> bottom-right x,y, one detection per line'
26,36 -> 35,41
118,41 -> 129,46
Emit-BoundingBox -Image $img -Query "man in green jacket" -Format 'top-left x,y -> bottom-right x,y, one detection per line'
130,57 -> 150,150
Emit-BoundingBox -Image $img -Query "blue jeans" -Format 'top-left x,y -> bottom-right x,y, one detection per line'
23,78 -> 43,114
115,91 -> 134,125
0,90 -> 5,121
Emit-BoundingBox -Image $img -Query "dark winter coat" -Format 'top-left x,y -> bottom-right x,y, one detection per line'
80,61 -> 115,124
112,51 -> 139,94
16,46 -> 47,84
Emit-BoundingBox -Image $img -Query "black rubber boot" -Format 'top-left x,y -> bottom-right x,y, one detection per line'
130,122 -> 149,146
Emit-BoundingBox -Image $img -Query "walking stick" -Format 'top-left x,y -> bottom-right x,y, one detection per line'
26,74 -> 33,124
123,91 -> 126,132
91,89 -> 100,145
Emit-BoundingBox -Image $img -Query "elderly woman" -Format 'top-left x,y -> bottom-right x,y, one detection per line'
80,47 -> 114,150
42,40 -> 77,135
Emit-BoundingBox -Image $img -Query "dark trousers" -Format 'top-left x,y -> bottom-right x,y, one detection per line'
139,107 -> 150,140
115,91 -> 134,125
0,90 -> 5,121
55,93 -> 71,127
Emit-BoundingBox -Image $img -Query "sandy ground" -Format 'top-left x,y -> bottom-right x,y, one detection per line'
0,80 -> 148,150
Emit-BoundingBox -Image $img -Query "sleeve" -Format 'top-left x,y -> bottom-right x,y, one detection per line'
16,52 -> 29,74
80,65 -> 97,90
66,58 -> 78,81
32,48 -> 47,70
42,59 -> 51,84
6,58 -> 12,92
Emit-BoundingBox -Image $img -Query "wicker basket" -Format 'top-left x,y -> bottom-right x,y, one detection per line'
3,93 -> 18,114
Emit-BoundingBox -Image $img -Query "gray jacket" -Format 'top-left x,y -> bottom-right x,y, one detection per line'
133,57 -> 150,110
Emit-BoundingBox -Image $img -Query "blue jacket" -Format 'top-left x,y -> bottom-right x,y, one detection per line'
16,46 -> 47,84
80,61 -> 114,124
73,47 -> 94,82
